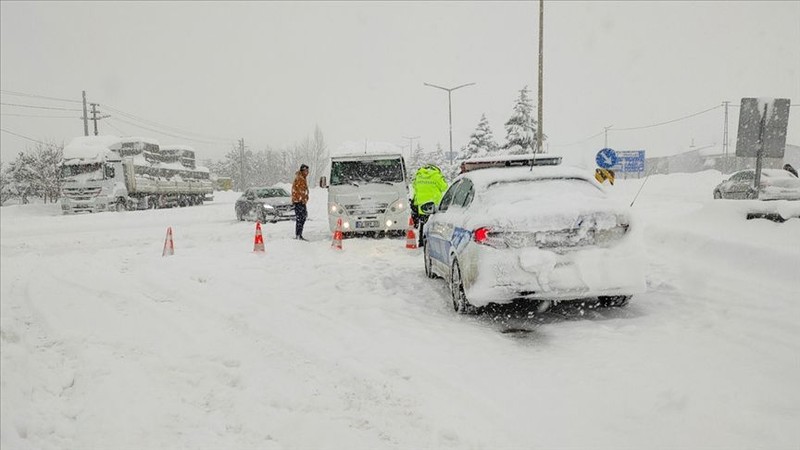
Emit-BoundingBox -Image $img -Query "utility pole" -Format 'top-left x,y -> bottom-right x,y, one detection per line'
722,101 -> 730,157
536,0 -> 544,154
82,90 -> 89,136
89,103 -> 110,136
239,138 -> 245,191
424,82 -> 476,164
604,125 -> 613,148
402,135 -> 420,161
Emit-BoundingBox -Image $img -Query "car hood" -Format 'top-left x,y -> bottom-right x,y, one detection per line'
333,191 -> 402,206
261,196 -> 293,206
463,196 -> 631,232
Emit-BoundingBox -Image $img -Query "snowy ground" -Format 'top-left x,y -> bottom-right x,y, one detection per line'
2,170 -> 799,449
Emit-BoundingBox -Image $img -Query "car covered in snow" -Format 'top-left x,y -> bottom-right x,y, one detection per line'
713,168 -> 800,201
235,186 -> 295,222
421,165 -> 646,313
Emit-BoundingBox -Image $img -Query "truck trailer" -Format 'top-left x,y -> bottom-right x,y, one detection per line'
60,135 -> 213,214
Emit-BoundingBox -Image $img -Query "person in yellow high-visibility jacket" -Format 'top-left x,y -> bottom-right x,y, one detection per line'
411,164 -> 448,246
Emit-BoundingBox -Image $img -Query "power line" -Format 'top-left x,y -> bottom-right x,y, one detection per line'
0,102 -> 83,112
0,89 -> 82,104
103,119 -> 130,136
0,113 -> 78,119
549,130 -> 605,148
102,104 -> 234,143
109,115 -> 232,145
0,128 -> 62,148
613,104 -> 722,131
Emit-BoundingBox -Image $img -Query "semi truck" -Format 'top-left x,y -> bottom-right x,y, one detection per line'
319,153 -> 410,237
59,135 -> 213,214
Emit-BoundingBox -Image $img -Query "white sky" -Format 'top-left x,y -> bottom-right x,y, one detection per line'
1,1 -> 799,164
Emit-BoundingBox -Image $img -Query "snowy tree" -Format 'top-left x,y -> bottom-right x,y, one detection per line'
29,142 -> 63,203
0,161 -> 11,206
407,143 -> 426,175
6,152 -> 36,204
462,114 -> 499,159
503,86 -> 543,154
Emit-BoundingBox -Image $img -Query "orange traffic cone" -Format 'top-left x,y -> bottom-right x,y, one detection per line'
162,226 -> 175,257
331,218 -> 343,250
253,221 -> 265,252
406,216 -> 417,249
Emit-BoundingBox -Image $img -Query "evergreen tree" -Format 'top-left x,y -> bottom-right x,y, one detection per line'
408,143 -> 425,175
503,86 -> 541,154
463,113 -> 498,158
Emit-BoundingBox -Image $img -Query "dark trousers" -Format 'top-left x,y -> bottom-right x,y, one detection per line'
294,202 -> 307,237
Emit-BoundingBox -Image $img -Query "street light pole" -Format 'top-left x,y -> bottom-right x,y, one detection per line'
424,82 -> 476,164
604,125 -> 613,148
402,135 -> 420,161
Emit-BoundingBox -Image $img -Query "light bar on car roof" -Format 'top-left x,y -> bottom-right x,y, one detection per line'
459,155 -> 562,173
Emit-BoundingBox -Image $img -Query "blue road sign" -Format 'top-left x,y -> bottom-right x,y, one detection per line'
596,148 -> 618,169
611,150 -> 646,173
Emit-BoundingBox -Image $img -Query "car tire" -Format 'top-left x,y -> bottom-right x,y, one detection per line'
713,191 -> 722,199
424,244 -> 436,279
450,261 -> 475,314
598,295 -> 631,308
115,200 -> 127,212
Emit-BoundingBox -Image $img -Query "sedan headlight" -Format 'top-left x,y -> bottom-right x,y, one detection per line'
263,204 -> 275,209
330,203 -> 344,215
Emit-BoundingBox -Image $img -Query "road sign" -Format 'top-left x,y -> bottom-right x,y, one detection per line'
735,98 -> 790,158
612,150 -> 646,173
596,148 -> 618,169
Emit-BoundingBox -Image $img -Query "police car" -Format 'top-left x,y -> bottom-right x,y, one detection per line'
422,155 -> 646,313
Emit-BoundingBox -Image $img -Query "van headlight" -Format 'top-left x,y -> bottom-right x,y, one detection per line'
389,199 -> 406,213
330,203 -> 344,215
263,204 -> 274,209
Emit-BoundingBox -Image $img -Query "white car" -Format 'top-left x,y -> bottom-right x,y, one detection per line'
713,169 -> 800,200
422,165 -> 646,314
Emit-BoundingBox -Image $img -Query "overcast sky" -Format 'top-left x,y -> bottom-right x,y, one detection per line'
1,1 -> 799,166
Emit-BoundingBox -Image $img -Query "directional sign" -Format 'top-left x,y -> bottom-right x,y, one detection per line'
612,150 -> 646,173
596,148 -> 618,169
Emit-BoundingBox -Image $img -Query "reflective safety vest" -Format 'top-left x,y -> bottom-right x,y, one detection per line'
412,166 -> 448,213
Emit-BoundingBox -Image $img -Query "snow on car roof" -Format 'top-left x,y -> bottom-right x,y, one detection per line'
734,168 -> 797,178
461,165 -> 597,190
331,153 -> 403,161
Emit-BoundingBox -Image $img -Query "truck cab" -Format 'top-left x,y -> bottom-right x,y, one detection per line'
320,153 -> 410,236
60,136 -> 130,214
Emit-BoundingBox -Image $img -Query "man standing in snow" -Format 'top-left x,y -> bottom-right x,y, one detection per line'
292,164 -> 310,240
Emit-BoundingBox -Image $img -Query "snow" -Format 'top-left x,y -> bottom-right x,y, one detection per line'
2,170 -> 799,449
62,135 -> 122,162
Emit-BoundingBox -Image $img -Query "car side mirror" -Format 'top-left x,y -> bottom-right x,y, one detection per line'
319,176 -> 328,188
420,201 -> 437,215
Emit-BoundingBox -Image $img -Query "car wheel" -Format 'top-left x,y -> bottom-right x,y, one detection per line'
424,244 -> 436,279
713,191 -> 722,199
115,200 -> 126,212
450,261 -> 475,314
597,295 -> 631,308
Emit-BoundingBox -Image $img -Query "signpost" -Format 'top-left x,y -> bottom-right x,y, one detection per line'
735,98 -> 791,197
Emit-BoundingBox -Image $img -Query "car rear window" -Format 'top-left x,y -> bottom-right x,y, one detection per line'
483,178 -> 605,202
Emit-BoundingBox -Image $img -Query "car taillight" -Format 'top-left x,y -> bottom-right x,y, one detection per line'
474,227 -> 490,244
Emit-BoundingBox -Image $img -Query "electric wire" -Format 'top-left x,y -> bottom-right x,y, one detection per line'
102,104 -> 234,143
0,128 -> 62,148
0,102 -> 83,112
0,113 -> 78,119
109,115 -> 233,145
0,89 -> 82,104
103,119 -> 130,136
613,104 -> 722,131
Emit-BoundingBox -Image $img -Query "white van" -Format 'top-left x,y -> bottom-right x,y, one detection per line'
320,153 -> 410,237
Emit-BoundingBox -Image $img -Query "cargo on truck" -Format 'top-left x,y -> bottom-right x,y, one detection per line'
59,135 -> 213,214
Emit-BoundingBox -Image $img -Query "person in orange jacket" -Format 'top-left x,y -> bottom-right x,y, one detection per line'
292,164 -> 310,240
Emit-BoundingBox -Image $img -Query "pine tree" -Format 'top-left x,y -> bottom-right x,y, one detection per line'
503,86 -> 540,154
463,113 -> 498,158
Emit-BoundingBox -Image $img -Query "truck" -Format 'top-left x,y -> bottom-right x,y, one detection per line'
59,135 -> 213,214
319,153 -> 410,237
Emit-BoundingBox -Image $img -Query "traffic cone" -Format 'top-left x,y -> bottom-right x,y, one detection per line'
162,227 -> 175,257
406,216 -> 417,249
253,221 -> 265,252
331,218 -> 343,250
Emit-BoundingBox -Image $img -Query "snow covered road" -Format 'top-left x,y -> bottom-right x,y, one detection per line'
2,171 -> 799,449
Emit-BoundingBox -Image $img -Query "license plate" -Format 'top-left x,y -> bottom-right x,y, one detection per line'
355,220 -> 379,229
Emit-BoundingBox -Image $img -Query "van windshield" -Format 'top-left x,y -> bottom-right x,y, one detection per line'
330,159 -> 404,185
